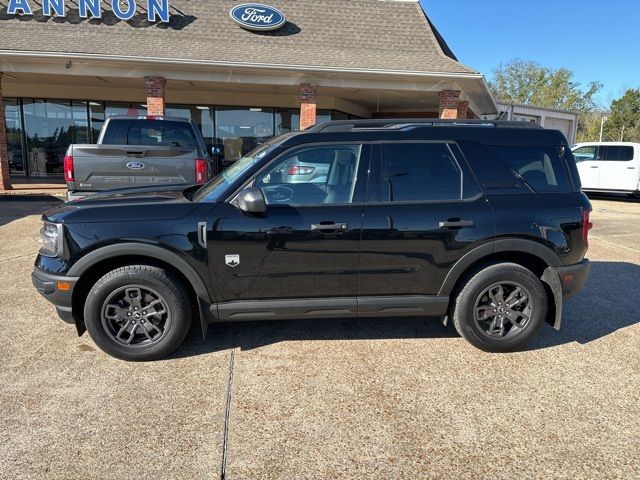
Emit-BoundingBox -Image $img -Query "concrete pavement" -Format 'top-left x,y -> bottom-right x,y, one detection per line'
0,195 -> 638,479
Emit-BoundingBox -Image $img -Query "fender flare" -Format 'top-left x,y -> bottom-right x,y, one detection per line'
68,243 -> 213,303
438,238 -> 562,296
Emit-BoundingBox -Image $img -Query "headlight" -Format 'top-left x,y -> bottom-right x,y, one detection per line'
39,221 -> 63,257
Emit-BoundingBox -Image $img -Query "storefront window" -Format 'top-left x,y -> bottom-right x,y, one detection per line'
22,99 -> 89,177
4,98 -> 26,176
215,107 -> 274,163
166,104 -> 214,151
275,108 -> 300,134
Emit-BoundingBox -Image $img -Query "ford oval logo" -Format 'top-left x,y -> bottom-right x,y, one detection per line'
126,162 -> 145,170
230,3 -> 286,31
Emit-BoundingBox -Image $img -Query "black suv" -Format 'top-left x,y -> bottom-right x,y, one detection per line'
32,120 -> 591,361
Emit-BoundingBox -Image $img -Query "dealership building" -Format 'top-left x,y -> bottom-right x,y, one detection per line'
0,0 -> 498,188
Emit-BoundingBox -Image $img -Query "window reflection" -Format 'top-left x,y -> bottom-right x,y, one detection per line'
215,107 -> 274,163
4,98 -> 25,176
22,99 -> 89,177
165,104 -> 214,151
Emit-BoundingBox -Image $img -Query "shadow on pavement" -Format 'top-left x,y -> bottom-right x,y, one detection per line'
533,260 -> 640,348
0,196 -> 63,227
173,260 -> 639,358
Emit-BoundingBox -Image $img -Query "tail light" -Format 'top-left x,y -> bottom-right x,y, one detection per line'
63,155 -> 74,182
582,208 -> 593,247
195,159 -> 207,184
287,165 -> 316,175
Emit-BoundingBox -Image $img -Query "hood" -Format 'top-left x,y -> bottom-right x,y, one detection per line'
45,185 -> 201,223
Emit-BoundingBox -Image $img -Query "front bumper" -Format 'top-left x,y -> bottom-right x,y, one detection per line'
555,258 -> 590,300
31,269 -> 79,324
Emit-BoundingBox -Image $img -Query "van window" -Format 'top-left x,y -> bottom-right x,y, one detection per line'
102,120 -> 198,148
372,143 -> 462,202
598,145 -> 634,161
486,145 -> 572,193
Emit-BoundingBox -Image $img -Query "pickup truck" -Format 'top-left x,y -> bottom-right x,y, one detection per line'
64,116 -> 216,200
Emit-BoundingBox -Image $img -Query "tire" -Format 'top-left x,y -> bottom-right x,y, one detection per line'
84,265 -> 192,361
452,262 -> 547,352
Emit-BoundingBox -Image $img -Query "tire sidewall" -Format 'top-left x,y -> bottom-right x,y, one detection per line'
84,267 -> 191,361
454,264 -> 548,352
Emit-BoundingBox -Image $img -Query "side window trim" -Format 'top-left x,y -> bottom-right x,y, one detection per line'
228,142 -> 371,207
366,140 -> 472,205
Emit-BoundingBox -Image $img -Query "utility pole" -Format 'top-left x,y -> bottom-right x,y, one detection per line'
599,115 -> 608,142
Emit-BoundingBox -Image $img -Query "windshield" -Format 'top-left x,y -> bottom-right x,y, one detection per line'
192,143 -> 275,202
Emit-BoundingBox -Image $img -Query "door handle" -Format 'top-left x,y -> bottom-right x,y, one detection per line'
197,222 -> 207,248
590,166 -> 599,169
439,219 -> 475,228
124,150 -> 148,157
311,222 -> 348,232
627,166 -> 636,169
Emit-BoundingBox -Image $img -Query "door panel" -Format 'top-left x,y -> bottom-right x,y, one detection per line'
596,145 -> 638,191
358,141 -> 494,297
358,199 -> 494,296
207,203 -> 363,302
206,143 -> 369,304
573,145 -> 600,189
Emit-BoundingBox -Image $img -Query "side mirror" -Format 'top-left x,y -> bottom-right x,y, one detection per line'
236,187 -> 266,215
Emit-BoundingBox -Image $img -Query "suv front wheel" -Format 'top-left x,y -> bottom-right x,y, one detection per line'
452,263 -> 547,352
84,265 -> 192,361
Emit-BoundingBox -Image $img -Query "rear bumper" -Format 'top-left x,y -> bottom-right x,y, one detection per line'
31,269 -> 79,324
67,191 -> 94,202
555,259 -> 590,300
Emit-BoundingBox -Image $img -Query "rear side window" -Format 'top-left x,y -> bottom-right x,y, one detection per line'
102,120 -> 198,148
573,146 -> 597,161
486,145 -> 572,193
598,145 -> 634,161
369,143 -> 464,202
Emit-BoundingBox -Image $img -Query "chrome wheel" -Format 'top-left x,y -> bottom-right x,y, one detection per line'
101,285 -> 171,347
473,281 -> 533,340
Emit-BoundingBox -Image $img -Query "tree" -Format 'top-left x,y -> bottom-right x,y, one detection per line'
490,59 -> 602,112
604,88 -> 640,142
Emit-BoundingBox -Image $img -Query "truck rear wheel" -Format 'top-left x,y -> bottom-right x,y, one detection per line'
452,263 -> 547,352
83,265 -> 192,361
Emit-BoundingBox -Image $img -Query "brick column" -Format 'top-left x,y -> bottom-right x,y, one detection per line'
299,83 -> 317,130
439,89 -> 461,119
0,73 -> 12,190
457,100 -> 469,120
145,76 -> 167,116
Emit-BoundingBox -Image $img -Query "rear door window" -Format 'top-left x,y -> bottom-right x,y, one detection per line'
102,120 -> 198,148
367,143 -> 466,202
486,145 -> 572,193
598,145 -> 634,161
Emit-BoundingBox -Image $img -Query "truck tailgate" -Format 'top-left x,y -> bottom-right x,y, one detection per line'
70,145 -> 197,192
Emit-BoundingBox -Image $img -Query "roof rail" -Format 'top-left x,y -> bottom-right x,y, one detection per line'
308,118 -> 544,133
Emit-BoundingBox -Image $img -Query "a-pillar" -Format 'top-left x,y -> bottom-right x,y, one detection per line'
145,76 -> 167,116
0,73 -> 12,190
299,83 -> 317,130
439,89 -> 461,119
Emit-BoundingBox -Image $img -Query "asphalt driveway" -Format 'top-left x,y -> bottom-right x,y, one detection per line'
0,195 -> 638,479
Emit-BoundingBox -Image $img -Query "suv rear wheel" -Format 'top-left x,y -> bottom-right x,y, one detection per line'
84,265 -> 192,361
452,263 -> 547,352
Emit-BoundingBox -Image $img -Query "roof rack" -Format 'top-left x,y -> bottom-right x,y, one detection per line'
308,118 -> 543,133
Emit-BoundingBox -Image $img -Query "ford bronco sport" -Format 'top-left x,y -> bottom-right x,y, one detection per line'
32,119 -> 591,361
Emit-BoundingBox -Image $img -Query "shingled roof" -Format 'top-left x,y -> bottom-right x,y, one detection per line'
0,0 -> 477,75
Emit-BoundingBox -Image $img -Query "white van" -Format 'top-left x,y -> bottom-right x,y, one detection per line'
572,142 -> 640,197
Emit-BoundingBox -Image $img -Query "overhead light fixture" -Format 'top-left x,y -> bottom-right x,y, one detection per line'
196,106 -> 210,110
89,101 -> 102,106
249,108 -> 262,112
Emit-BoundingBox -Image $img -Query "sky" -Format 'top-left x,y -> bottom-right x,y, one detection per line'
419,0 -> 640,106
